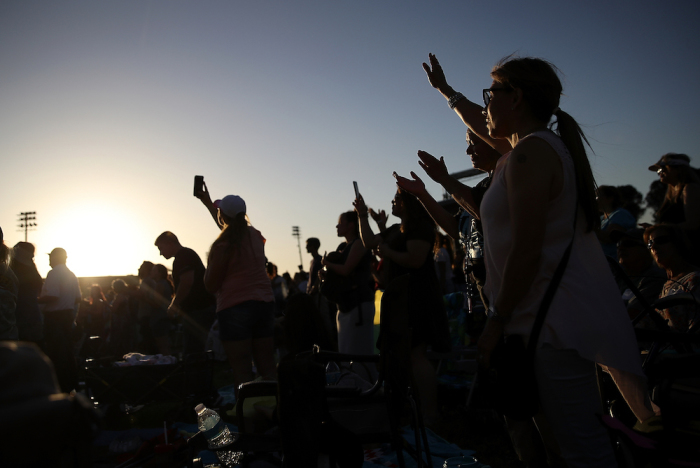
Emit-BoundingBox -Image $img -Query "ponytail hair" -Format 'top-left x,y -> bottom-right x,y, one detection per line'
212,212 -> 250,255
492,55 -> 600,232
552,109 -> 599,231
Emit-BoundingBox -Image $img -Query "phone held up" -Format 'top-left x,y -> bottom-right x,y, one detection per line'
353,181 -> 360,199
193,175 -> 204,197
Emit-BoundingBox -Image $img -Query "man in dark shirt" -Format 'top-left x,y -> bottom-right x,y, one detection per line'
155,231 -> 215,357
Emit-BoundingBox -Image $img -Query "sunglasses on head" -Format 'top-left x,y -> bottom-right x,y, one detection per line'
647,235 -> 673,250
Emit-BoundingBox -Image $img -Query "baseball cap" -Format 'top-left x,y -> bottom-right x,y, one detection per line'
648,153 -> 691,172
215,195 -> 246,218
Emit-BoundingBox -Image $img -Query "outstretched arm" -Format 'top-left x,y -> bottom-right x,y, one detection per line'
416,151 -> 482,219
423,53 -> 511,155
195,181 -> 223,230
394,171 -> 459,239
353,195 -> 383,249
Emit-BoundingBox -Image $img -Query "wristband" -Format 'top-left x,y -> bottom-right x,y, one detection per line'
448,92 -> 465,110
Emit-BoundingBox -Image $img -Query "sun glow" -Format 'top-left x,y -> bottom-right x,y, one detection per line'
34,201 -> 157,279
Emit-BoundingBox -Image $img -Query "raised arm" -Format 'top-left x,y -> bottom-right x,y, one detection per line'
423,53 -> 512,155
394,171 -> 459,239
195,181 -> 223,230
416,150 -> 482,219
353,195 -> 383,249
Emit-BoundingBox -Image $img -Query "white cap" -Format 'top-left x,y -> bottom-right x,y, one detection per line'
216,195 -> 246,218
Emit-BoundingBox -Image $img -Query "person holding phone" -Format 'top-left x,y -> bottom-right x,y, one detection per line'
194,176 -> 224,229
322,202 -> 376,378
353,188 -> 450,423
204,194 -> 277,396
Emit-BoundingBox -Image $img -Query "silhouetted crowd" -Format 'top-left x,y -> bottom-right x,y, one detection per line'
1,52 -> 699,467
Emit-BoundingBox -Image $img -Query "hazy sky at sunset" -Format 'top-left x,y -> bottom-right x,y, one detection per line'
1,1 -> 698,280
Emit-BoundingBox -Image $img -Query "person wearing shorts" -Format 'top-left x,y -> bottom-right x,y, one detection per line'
204,194 -> 276,396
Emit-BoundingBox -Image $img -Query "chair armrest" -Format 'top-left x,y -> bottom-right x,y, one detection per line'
235,380 -> 278,433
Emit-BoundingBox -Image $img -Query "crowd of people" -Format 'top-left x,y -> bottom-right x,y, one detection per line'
1,51 -> 699,467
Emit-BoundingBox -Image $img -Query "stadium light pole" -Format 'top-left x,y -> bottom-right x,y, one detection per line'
292,226 -> 303,271
17,211 -> 37,242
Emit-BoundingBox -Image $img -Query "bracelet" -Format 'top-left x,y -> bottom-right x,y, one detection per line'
358,213 -> 369,219
448,92 -> 465,110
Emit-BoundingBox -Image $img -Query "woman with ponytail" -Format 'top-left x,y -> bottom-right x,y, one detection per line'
204,195 -> 276,395
424,54 -> 652,467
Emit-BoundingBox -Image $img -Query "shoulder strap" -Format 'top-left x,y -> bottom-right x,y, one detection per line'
526,202 -> 578,354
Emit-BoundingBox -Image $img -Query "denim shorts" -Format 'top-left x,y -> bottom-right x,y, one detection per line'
217,300 -> 275,341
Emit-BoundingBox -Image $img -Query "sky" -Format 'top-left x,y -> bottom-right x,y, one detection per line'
1,1 -> 699,280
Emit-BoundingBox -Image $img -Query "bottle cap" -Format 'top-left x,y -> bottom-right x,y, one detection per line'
195,403 -> 205,413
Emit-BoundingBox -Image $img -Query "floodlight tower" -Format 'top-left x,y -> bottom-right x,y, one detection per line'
292,226 -> 303,270
17,211 -> 37,242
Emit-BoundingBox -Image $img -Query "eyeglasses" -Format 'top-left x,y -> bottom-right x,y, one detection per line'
483,87 -> 511,108
647,235 -> 673,250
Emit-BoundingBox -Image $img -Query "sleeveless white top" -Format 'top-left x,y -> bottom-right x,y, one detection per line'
481,130 -> 643,375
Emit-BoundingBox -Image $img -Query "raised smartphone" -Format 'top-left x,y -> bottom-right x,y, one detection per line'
353,181 -> 360,199
193,175 -> 204,196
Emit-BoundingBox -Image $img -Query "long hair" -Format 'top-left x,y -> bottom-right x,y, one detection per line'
491,56 -> 599,232
211,212 -> 250,256
339,211 -> 360,237
397,188 -> 436,236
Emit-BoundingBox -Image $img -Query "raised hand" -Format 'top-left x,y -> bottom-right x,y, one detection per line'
369,208 -> 388,227
195,181 -> 212,203
417,150 -> 450,184
422,53 -> 449,92
353,194 -> 369,217
394,171 -> 427,197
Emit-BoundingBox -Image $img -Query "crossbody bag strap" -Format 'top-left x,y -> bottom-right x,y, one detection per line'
526,201 -> 578,355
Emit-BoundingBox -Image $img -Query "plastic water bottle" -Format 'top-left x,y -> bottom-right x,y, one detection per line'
326,361 -> 341,385
195,403 -> 240,467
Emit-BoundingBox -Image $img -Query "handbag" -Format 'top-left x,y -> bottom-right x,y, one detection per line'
319,269 -> 355,305
484,206 -> 578,421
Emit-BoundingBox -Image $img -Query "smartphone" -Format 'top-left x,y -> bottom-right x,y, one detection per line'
353,181 -> 360,199
193,175 -> 204,196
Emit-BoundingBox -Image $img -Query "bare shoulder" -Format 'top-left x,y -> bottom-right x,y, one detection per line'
508,137 -> 559,168
506,136 -> 563,198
